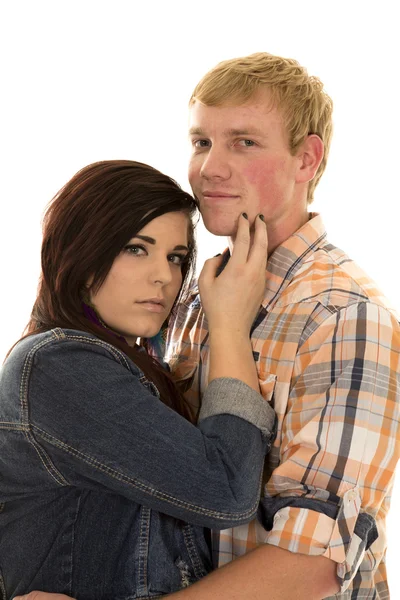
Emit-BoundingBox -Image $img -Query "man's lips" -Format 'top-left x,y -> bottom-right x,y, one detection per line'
201,191 -> 240,198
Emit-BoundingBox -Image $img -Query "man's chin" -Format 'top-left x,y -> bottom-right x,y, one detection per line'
204,225 -> 235,238
201,215 -> 238,238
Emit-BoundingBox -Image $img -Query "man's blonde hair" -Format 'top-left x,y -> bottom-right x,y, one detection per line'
190,52 -> 333,203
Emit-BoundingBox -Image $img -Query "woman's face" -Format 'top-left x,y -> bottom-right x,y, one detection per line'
90,211 -> 190,345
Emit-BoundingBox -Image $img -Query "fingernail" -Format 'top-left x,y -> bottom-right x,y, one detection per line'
258,214 -> 265,221
242,212 -> 248,219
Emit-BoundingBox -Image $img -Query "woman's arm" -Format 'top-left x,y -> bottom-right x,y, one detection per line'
11,214 -> 273,529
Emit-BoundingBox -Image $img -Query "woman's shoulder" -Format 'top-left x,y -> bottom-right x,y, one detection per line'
4,328 -> 139,375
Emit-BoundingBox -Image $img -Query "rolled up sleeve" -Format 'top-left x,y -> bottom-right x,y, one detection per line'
259,302 -> 400,592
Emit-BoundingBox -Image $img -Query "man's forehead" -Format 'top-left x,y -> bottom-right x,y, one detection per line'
188,95 -> 282,134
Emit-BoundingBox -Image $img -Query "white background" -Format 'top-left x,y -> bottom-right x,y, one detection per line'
1,0 -> 399,595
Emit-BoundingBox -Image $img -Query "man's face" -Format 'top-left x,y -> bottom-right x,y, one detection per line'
188,88 -> 305,239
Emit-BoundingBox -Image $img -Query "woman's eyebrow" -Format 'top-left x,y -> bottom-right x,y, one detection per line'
135,234 -> 156,245
134,235 -> 189,252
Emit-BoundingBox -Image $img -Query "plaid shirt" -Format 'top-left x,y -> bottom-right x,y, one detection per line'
166,214 -> 400,599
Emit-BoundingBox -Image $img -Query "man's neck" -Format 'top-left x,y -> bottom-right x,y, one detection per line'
228,211 -> 311,256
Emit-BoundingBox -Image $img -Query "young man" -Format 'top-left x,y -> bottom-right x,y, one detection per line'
164,52 -> 400,598
14,53 -> 400,600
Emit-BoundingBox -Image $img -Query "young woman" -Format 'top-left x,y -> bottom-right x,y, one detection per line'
0,160 -> 275,599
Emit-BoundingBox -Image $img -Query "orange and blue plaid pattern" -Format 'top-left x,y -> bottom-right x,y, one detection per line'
166,214 -> 400,598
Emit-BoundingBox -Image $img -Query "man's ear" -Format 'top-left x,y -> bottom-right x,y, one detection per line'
295,134 -> 324,184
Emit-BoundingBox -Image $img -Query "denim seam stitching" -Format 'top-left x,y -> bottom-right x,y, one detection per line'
67,492 -> 82,594
24,429 -> 69,486
61,334 -> 131,369
59,333 -> 159,394
32,424 -> 259,520
18,335 -> 70,486
182,524 -> 207,579
15,329 -> 137,487
137,506 -> 151,596
20,336 -> 55,421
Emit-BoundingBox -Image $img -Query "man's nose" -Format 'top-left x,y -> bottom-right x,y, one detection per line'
200,146 -> 231,181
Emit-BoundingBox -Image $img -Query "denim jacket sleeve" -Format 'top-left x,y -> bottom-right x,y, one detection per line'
13,330 -> 276,529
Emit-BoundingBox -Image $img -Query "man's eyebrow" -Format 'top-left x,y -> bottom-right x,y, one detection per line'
189,127 -> 205,136
134,235 -> 189,252
188,126 -> 265,137
226,127 -> 265,137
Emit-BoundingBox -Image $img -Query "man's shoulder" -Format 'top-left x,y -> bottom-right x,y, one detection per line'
274,240 -> 398,319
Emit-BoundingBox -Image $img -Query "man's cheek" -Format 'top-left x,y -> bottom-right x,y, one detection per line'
243,166 -> 274,208
187,161 -> 199,188
243,160 -> 280,187
243,160 -> 288,216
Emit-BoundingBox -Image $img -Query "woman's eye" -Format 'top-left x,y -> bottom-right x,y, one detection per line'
168,254 -> 187,266
124,244 -> 147,256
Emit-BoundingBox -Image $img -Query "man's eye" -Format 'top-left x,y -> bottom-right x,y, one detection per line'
124,244 -> 147,256
193,139 -> 210,148
238,139 -> 256,147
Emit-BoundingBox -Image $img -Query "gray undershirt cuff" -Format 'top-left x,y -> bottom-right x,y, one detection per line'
199,377 -> 276,438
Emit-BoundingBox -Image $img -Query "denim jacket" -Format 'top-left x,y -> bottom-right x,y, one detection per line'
0,329 -> 276,599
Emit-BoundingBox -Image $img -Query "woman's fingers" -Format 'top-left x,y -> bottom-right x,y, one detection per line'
229,212 -> 268,273
198,254 -> 224,288
248,214 -> 268,268
200,213 -> 267,286
198,212 -> 268,336
229,213 -> 251,266
199,212 -> 267,291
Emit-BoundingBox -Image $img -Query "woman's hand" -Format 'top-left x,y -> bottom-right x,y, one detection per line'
199,213 -> 268,336
199,213 -> 268,389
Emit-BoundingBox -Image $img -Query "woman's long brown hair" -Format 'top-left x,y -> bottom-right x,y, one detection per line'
11,160 -> 199,421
